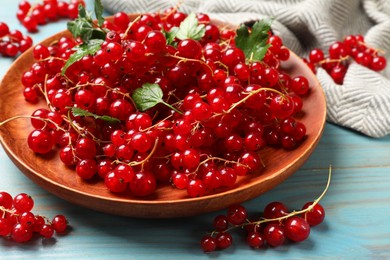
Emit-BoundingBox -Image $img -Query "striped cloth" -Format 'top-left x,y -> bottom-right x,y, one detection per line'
101,0 -> 390,138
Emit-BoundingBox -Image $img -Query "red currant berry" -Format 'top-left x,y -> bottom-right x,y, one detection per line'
0,218 -> 12,236
13,193 -> 34,213
200,235 -> 217,252
269,95 -> 295,119
284,216 -> 311,242
129,171 -> 157,197
213,215 -> 229,232
291,76 -> 310,96
263,201 -> 288,219
226,204 -> 247,225
105,171 -> 128,193
263,223 -> 285,247
302,202 -> 325,226
11,223 -> 33,243
247,232 -> 264,248
52,215 -> 68,233
370,55 -> 386,71
0,191 -> 13,209
27,129 -> 54,154
216,232 -> 233,249
187,179 -> 206,198
40,224 -> 54,238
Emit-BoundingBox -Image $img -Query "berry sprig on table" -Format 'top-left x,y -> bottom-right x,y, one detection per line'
17,0 -> 86,33
0,21 -> 32,57
305,34 -> 387,84
200,166 -> 330,252
0,191 -> 68,242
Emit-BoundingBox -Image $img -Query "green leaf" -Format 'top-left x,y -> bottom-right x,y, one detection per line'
78,4 -> 89,19
175,13 -> 205,40
66,2 -> 106,43
94,0 -> 105,27
132,83 -> 164,112
163,27 -> 179,46
67,18 -> 93,42
61,39 -> 103,75
235,20 -> 272,61
70,107 -> 121,124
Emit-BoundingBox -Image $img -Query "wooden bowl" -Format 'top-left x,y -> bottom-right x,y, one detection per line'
0,16 -> 326,218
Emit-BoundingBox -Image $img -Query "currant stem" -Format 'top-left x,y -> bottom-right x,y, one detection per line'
64,114 -> 105,144
127,137 -> 160,168
318,56 -> 349,65
0,205 -> 19,217
161,100 -> 183,115
123,16 -> 141,39
211,165 -> 332,235
225,87 -> 287,114
140,114 -> 173,133
357,41 -> 386,55
41,74 -> 55,111
253,165 -> 331,225
193,156 -> 249,175
0,115 -> 66,132
167,54 -> 214,76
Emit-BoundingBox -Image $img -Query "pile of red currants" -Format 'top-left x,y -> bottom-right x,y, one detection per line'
19,8 -> 313,198
0,191 -> 68,243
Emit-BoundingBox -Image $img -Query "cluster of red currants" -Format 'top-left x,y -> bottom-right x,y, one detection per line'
20,10 -> 310,198
201,200 -> 325,252
0,191 -> 68,243
17,0 -> 85,33
305,34 -> 387,84
0,21 -> 33,57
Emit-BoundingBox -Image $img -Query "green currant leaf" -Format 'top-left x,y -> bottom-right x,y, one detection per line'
67,2 -> 106,43
94,0 -> 105,27
61,39 -> 103,75
67,18 -> 93,42
77,3 -> 89,19
175,13 -> 205,40
70,107 -> 121,124
163,27 -> 179,46
235,20 -> 272,61
132,83 -> 164,111
132,83 -> 182,114
63,2 -> 107,75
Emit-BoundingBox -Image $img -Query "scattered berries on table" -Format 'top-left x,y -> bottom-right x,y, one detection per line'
305,34 -> 387,84
0,21 -> 32,57
0,191 -> 68,243
200,166 -> 331,252
17,0 -> 86,33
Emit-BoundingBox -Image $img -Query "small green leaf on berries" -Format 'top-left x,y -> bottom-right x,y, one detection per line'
132,83 -> 164,111
132,83 -> 183,114
70,107 -> 121,124
61,39 -> 103,75
175,13 -> 205,41
163,27 -> 179,46
67,3 -> 106,43
67,5 -> 93,40
94,0 -> 105,27
235,20 -> 272,61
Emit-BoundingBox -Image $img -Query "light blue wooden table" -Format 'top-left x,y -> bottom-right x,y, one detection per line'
1,0 -> 390,259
